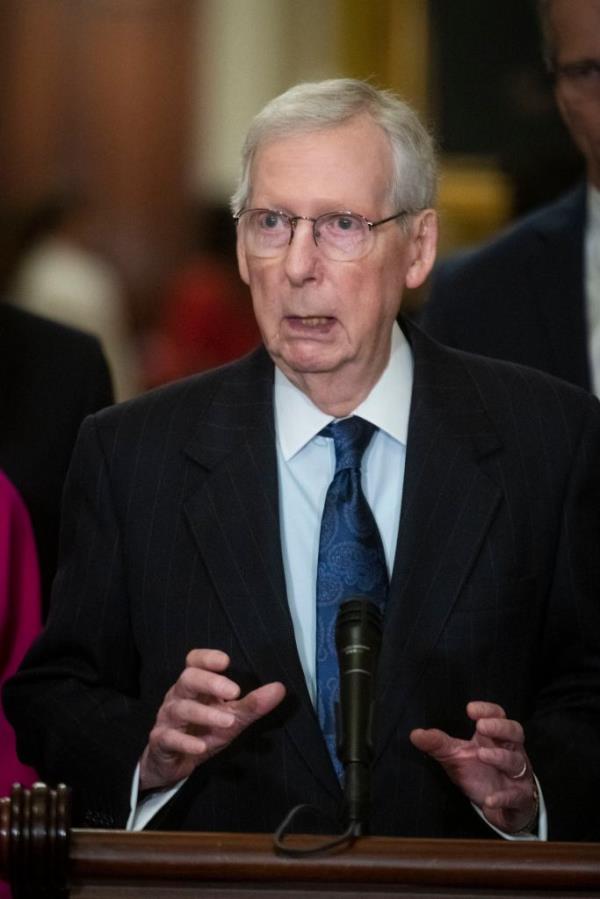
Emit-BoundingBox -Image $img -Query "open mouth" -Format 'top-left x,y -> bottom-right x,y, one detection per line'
286,315 -> 336,329
297,316 -> 332,326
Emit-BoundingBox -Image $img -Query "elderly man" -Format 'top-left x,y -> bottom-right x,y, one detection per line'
5,79 -> 600,842
421,0 -> 600,395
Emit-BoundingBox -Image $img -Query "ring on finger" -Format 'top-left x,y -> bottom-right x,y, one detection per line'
510,760 -> 528,780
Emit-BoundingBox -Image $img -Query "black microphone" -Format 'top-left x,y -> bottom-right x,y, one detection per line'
335,597 -> 382,834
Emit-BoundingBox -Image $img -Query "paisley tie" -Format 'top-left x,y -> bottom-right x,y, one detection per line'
316,416 -> 388,776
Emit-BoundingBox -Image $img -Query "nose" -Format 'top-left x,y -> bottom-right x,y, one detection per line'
283,218 -> 320,284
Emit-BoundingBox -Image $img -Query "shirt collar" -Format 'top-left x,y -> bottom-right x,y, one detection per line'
275,322 -> 413,461
587,183 -> 600,232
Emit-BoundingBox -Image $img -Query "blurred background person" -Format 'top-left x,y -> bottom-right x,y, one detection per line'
420,0 -> 599,394
0,301 -> 113,612
8,193 -> 140,402
143,202 -> 260,387
0,469 -> 40,899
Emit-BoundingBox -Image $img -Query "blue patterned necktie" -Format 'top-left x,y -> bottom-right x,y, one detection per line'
316,416 -> 389,777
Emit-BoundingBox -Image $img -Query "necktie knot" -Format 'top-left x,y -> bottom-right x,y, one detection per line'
322,416 -> 376,472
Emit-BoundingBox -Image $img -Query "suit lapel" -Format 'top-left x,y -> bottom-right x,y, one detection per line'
375,324 -> 502,758
183,349 -> 340,797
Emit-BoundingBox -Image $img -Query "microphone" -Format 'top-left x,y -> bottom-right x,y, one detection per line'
335,597 -> 382,834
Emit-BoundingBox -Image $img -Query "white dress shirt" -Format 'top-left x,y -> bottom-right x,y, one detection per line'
585,185 -> 600,396
275,322 -> 410,702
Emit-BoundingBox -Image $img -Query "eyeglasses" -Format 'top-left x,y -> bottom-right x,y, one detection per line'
234,208 -> 412,262
551,58 -> 600,93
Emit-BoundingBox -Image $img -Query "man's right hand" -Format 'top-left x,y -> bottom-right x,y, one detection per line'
139,648 -> 286,791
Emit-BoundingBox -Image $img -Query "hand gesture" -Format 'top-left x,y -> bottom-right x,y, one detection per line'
410,701 -> 537,834
140,648 -> 286,791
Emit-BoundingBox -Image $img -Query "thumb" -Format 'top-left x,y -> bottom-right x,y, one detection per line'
233,681 -> 286,726
410,727 -> 455,758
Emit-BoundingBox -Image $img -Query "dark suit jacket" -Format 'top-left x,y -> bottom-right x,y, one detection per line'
419,185 -> 590,390
0,303 -> 114,609
5,322 -> 600,840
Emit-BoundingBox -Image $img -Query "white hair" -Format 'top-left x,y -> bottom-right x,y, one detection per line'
230,78 -> 437,216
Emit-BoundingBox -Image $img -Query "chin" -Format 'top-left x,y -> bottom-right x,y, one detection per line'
280,347 -> 346,375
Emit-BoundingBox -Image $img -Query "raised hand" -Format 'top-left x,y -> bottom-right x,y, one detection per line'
410,700 -> 538,834
140,648 -> 286,791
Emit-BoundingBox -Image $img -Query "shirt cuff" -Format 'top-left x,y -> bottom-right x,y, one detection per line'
126,763 -> 186,831
472,774 -> 547,841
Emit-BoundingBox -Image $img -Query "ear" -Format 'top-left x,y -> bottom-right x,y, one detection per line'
404,210 -> 438,290
236,229 -> 250,286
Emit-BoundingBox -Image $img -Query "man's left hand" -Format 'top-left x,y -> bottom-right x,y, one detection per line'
410,701 -> 537,834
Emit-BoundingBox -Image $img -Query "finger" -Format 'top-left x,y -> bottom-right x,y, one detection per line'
477,746 -> 529,778
475,716 -> 524,746
186,648 -> 231,671
152,726 -> 210,758
177,665 -> 241,702
232,682 -> 286,726
409,727 -> 456,757
163,698 -> 236,731
466,700 -> 506,721
483,787 -> 529,812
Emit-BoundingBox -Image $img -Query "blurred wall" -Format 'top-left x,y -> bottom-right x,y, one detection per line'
193,0 -> 338,201
193,0 -> 430,202
0,0 -> 195,327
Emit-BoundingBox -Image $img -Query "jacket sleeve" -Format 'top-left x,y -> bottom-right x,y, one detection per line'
525,395 -> 600,841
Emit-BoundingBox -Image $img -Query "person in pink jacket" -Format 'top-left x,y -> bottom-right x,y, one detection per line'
0,469 -> 41,795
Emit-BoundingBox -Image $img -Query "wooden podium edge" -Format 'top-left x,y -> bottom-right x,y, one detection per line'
2,784 -> 600,895
69,828 -> 600,889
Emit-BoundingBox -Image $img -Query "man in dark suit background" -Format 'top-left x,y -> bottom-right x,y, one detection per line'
0,302 -> 113,609
5,79 -> 600,842
420,0 -> 600,394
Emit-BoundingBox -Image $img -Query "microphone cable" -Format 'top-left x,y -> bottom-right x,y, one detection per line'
273,803 -> 358,856
273,597 -> 382,857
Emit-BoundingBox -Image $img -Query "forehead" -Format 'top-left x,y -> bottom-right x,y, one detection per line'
249,114 -> 394,214
550,0 -> 600,60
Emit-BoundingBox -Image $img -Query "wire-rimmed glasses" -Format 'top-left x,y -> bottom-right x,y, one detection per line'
234,208 -> 412,262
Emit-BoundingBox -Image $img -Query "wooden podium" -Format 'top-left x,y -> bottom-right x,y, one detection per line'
2,784 -> 600,898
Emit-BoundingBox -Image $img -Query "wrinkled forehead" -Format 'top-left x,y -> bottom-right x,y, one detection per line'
248,117 -> 395,211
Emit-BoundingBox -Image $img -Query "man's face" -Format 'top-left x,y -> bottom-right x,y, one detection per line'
551,0 -> 600,188
237,114 -> 436,402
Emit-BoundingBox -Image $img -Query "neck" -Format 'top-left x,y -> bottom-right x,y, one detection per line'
285,359 -> 388,418
301,379 -> 372,418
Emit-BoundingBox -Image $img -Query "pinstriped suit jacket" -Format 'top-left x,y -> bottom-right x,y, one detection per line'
5,320 -> 600,840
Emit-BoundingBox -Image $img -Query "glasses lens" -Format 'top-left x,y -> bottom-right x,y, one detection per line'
316,213 -> 370,260
240,210 -> 290,257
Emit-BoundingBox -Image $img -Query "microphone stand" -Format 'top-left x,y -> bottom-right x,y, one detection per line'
336,598 -> 382,836
274,597 -> 382,855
